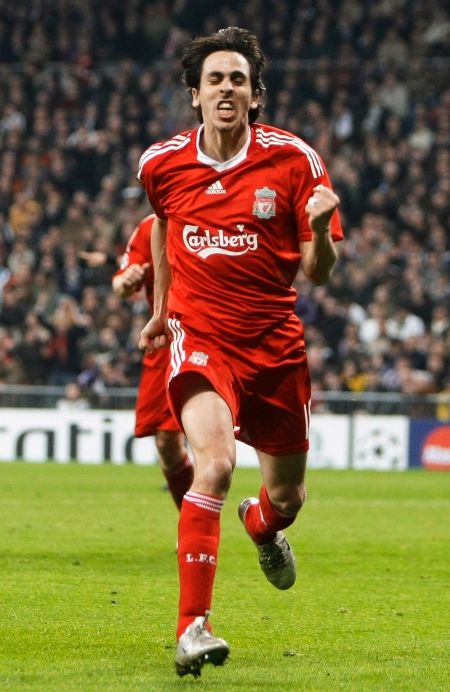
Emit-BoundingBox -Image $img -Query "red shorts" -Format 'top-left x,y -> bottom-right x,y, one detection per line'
134,348 -> 180,437
167,313 -> 311,455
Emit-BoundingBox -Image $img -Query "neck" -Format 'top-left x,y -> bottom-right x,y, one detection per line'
200,122 -> 250,162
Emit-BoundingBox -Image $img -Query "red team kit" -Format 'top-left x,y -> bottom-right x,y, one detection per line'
137,123 -> 344,454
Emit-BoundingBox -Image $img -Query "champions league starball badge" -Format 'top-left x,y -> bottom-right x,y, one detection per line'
252,187 -> 277,219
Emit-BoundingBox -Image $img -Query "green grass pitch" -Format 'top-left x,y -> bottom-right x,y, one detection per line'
0,462 -> 449,691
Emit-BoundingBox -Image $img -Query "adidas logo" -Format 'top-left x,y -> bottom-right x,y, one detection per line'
205,180 -> 226,195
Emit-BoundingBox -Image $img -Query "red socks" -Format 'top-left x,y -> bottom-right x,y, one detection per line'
243,485 -> 296,545
163,455 -> 194,510
177,491 -> 224,639
175,486 -> 296,638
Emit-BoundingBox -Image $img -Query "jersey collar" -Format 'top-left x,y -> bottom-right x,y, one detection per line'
195,124 -> 252,172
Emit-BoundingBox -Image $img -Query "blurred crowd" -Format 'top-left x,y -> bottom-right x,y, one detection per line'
0,0 -> 449,408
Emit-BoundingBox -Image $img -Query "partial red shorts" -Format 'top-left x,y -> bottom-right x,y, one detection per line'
134,349 -> 180,437
167,313 -> 311,456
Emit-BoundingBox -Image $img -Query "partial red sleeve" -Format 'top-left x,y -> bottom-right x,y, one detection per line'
139,164 -> 167,220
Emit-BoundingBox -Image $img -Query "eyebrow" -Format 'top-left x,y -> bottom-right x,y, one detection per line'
206,70 -> 248,80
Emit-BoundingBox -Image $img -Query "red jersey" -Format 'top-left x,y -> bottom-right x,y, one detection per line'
138,123 -> 344,341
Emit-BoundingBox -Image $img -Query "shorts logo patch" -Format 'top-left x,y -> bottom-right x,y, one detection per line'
253,187 -> 276,219
188,351 -> 209,366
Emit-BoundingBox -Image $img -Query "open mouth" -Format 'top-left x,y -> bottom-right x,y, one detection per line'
217,101 -> 234,116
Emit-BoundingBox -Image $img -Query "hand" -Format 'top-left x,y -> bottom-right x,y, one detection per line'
78,250 -> 108,267
305,184 -> 340,235
138,315 -> 171,354
121,263 -> 150,291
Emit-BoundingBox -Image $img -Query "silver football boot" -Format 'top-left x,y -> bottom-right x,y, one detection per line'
238,497 -> 296,590
175,611 -> 229,678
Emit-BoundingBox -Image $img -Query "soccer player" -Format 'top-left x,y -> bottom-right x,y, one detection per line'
137,27 -> 344,677
112,214 -> 193,510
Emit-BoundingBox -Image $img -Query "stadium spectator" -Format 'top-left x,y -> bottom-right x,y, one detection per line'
56,381 -> 90,410
0,326 -> 22,383
13,312 -> 51,384
43,297 -> 90,386
0,0 -> 447,408
137,26 -> 342,677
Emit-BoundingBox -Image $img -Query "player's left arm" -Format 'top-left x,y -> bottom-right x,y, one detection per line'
299,184 -> 340,285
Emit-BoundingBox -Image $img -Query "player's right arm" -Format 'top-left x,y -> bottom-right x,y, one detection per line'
139,216 -> 171,353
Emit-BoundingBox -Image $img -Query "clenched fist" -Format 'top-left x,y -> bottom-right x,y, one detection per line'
305,184 -> 340,235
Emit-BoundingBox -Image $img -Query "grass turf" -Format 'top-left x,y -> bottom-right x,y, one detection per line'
0,462 -> 448,691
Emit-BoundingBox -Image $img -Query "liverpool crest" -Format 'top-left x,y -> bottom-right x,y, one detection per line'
253,187 -> 276,219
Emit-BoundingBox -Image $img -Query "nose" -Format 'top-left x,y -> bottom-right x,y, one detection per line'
220,77 -> 233,94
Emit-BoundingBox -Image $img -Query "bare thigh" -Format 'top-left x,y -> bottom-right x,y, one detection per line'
178,373 -> 236,497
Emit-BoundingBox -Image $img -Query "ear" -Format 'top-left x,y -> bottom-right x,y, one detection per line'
192,88 -> 200,108
249,93 -> 259,110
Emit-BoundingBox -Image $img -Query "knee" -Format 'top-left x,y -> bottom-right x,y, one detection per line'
269,484 -> 306,517
194,455 -> 235,497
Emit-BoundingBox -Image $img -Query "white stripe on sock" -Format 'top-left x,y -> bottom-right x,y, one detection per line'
184,492 -> 224,513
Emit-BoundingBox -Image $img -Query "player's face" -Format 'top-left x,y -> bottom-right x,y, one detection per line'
192,51 -> 258,133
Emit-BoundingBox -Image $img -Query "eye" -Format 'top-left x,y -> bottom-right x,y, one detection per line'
206,73 -> 222,84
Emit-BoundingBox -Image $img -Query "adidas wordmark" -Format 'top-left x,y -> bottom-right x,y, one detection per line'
205,180 -> 226,195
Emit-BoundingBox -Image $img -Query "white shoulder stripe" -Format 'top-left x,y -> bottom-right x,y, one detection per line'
257,134 -> 322,178
255,128 -> 324,178
145,133 -> 190,152
256,131 -> 323,178
137,135 -> 191,180
256,128 -> 321,156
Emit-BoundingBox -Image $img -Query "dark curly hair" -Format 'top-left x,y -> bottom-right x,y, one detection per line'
181,26 -> 265,124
